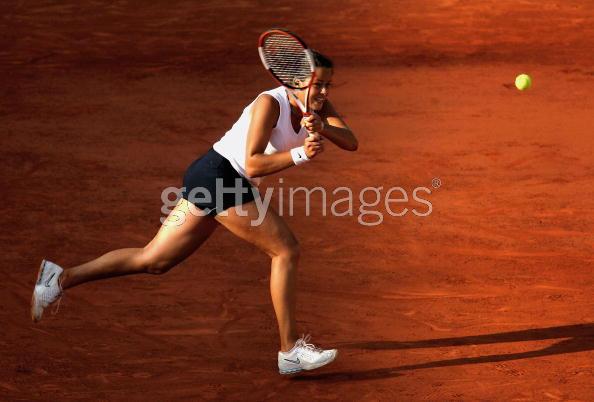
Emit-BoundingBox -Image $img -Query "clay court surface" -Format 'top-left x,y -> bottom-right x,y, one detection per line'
2,1 -> 594,400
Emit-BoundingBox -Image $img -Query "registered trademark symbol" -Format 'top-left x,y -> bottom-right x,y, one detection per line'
432,178 -> 442,189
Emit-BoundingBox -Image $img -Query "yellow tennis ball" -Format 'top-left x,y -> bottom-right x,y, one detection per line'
515,74 -> 532,91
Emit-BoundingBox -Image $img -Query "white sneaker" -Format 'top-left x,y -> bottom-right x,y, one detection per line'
31,260 -> 64,322
278,334 -> 338,375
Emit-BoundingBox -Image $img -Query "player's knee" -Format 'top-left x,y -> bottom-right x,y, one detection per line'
140,253 -> 175,275
278,238 -> 300,263
147,262 -> 171,275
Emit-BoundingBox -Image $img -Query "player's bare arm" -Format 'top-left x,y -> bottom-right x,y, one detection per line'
302,101 -> 358,151
245,94 -> 324,178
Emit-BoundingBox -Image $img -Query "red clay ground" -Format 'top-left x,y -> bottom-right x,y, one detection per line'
1,1 -> 594,401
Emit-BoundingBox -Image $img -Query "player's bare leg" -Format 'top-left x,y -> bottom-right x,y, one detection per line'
214,201 -> 300,352
60,199 -> 218,289
32,199 -> 218,321
216,201 -> 338,374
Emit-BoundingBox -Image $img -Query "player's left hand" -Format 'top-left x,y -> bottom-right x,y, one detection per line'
301,113 -> 325,134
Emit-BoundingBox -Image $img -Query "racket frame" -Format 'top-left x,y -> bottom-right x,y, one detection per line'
258,28 -> 316,116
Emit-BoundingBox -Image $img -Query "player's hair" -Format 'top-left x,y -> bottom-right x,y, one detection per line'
312,50 -> 333,69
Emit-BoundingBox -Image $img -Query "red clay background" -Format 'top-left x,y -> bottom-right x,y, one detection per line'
2,1 -> 594,400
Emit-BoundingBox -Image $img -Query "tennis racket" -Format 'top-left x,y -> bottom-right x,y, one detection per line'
258,28 -> 316,117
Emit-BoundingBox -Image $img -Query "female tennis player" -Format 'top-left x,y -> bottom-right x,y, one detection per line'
31,51 -> 358,375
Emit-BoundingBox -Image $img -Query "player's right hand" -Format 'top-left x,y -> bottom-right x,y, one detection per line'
304,132 -> 324,159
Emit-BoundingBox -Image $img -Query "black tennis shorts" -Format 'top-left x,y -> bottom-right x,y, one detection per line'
182,148 -> 259,216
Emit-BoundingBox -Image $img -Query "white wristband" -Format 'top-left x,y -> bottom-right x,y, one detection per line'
290,146 -> 309,166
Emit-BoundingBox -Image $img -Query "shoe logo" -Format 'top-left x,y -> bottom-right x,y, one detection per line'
284,357 -> 300,364
44,273 -> 55,287
37,264 -> 46,285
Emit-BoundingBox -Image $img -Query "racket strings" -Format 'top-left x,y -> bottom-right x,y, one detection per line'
261,34 -> 312,89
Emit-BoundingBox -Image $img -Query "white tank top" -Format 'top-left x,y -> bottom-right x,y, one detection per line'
212,86 -> 308,185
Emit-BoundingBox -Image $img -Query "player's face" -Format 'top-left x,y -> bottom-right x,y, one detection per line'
306,67 -> 333,111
